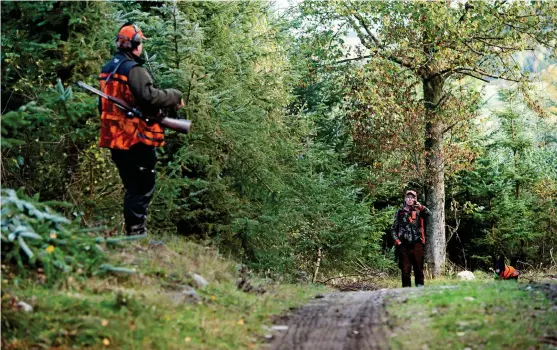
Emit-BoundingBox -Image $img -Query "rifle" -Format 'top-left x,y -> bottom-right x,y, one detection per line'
77,81 -> 191,134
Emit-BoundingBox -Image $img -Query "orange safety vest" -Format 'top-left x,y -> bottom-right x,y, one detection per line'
98,53 -> 164,150
499,265 -> 520,279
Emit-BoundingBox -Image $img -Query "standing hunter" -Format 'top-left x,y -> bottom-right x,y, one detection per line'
391,190 -> 431,287
99,23 -> 184,235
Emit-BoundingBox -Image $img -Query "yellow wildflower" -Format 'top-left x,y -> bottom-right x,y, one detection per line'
45,245 -> 55,253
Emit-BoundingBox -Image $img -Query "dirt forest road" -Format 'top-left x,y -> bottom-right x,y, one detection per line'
269,288 -> 409,350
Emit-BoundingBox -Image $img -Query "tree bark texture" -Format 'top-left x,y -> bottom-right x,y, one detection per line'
423,75 -> 446,277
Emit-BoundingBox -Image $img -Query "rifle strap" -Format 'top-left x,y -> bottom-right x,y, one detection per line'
102,58 -> 132,92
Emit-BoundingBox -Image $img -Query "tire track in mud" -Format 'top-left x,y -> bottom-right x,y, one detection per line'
270,288 -> 407,350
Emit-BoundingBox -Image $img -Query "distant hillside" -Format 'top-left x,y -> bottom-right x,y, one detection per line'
478,50 -> 557,129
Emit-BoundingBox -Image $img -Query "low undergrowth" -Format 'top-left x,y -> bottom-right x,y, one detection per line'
1,235 -> 329,349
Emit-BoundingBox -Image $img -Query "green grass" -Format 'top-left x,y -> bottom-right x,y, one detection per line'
4,235 -> 555,349
1,236 -> 329,349
388,280 -> 557,350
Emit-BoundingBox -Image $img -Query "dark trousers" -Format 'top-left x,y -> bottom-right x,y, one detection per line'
110,143 -> 157,235
398,241 -> 425,287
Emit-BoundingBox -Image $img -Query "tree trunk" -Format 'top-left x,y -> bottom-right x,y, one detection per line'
423,75 -> 446,277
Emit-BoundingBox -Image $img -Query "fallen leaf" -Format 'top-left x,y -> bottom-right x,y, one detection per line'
184,337 -> 191,342
237,319 -> 244,325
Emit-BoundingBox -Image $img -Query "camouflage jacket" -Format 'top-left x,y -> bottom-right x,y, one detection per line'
391,204 -> 431,245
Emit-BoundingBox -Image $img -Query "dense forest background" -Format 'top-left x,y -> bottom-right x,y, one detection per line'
2,1 -> 556,280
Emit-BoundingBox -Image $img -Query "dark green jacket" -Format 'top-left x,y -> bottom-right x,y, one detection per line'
120,51 -> 182,120
391,204 -> 431,244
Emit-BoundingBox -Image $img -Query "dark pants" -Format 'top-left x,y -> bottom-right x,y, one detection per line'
110,143 -> 157,235
398,241 -> 425,287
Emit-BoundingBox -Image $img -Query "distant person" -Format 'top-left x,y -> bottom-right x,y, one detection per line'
391,190 -> 431,287
99,23 -> 184,235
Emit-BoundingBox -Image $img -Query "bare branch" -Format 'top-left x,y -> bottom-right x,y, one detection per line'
462,40 -> 486,56
349,12 -> 416,70
335,55 -> 372,64
432,64 -> 522,82
423,93 -> 451,110
455,67 -> 522,82
436,93 -> 450,110
352,13 -> 381,46
472,36 -> 531,52
346,15 -> 372,48
326,22 -> 348,51
443,121 -> 460,134
472,36 -> 506,41
455,71 -> 490,83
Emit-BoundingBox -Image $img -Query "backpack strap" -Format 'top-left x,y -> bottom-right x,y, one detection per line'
102,58 -> 130,91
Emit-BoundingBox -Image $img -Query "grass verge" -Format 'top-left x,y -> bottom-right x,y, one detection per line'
1,235 -> 329,349
388,280 -> 557,350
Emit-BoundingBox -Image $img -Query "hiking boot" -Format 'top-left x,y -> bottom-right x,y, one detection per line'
126,223 -> 147,236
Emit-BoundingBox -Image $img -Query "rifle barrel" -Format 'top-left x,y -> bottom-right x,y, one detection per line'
160,117 -> 191,134
77,81 -> 191,134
